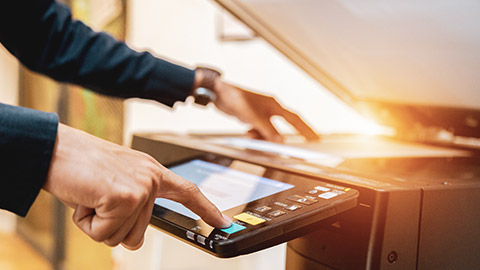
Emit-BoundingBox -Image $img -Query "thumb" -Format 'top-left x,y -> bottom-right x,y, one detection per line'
73,205 -> 119,242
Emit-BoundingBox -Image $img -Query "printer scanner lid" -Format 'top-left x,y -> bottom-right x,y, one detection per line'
214,0 -> 480,140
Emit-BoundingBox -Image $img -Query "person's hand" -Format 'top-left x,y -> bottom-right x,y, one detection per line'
213,80 -> 320,142
44,124 -> 231,250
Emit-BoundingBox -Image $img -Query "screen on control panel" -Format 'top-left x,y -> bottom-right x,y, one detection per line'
155,159 -> 294,220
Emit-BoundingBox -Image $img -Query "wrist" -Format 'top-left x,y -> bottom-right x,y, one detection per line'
192,67 -> 222,106
192,68 -> 204,91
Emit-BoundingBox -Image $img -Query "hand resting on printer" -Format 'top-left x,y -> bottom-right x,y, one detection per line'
213,81 -> 320,143
193,69 -> 319,142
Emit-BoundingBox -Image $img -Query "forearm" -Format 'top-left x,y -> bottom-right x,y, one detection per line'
0,0 -> 195,107
0,103 -> 58,216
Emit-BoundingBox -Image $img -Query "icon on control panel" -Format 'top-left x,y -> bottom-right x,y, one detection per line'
285,204 -> 302,211
287,195 -> 318,205
268,210 -> 286,217
254,205 -> 272,213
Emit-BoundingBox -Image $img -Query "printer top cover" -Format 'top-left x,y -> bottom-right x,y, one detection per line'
214,0 -> 480,139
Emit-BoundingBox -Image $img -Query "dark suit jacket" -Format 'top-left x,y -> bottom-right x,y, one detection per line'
0,0 -> 195,216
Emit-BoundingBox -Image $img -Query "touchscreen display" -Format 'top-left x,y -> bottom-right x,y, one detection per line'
155,159 -> 294,220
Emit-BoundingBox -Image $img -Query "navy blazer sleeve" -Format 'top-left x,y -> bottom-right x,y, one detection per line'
0,0 -> 195,106
0,0 -> 196,216
0,103 -> 58,216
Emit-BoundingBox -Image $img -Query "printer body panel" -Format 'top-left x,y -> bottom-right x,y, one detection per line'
131,133 -> 480,269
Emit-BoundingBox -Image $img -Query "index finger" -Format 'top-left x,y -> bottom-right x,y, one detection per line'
157,170 -> 232,229
278,109 -> 320,141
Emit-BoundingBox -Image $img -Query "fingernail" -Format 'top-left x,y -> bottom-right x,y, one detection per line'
222,213 -> 233,228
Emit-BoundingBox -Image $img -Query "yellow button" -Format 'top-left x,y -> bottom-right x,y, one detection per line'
234,213 -> 266,226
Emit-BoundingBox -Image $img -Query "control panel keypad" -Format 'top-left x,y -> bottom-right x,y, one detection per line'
172,164 -> 358,255
230,183 -> 349,232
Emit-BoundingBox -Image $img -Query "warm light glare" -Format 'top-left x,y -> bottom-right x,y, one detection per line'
345,117 -> 393,136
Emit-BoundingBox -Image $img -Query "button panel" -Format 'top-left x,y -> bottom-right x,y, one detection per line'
186,186 -> 348,249
150,157 -> 361,257
186,183 -> 351,251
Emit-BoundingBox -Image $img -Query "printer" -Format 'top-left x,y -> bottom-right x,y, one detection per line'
132,0 -> 480,269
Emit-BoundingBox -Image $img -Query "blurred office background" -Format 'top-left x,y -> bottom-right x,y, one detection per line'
0,0 -> 379,269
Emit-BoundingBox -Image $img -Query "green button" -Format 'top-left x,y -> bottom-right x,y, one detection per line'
220,222 -> 246,234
